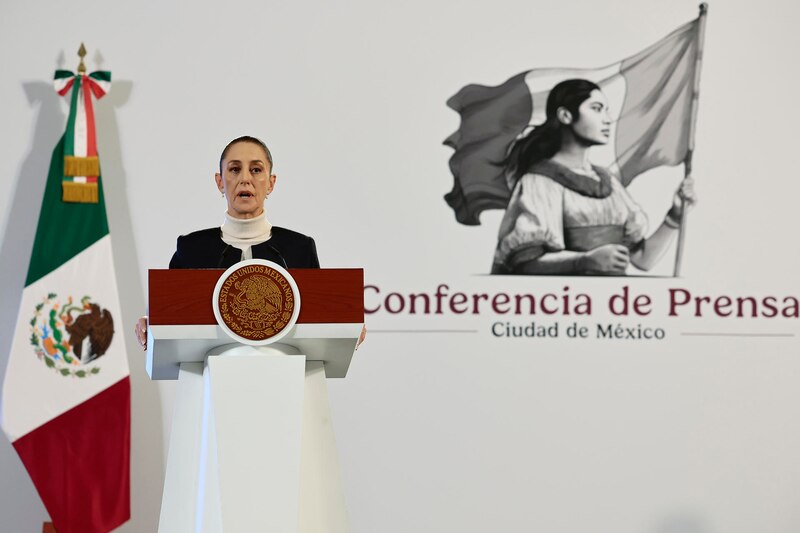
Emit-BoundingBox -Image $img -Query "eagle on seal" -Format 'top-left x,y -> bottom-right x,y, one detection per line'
64,302 -> 115,363
234,275 -> 282,315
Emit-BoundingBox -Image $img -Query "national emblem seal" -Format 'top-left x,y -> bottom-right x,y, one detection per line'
29,293 -> 113,377
213,259 -> 301,345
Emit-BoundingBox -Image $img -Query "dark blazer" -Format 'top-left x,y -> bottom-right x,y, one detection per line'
169,226 -> 320,269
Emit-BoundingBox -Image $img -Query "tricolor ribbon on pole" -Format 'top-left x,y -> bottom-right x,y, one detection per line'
53,68 -> 111,204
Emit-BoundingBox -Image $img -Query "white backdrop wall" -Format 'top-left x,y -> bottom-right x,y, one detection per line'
1,0 -> 799,531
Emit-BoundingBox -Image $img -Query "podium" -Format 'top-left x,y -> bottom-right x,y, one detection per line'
147,265 -> 363,533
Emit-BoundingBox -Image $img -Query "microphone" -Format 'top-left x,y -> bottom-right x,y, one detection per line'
217,244 -> 232,268
265,243 -> 288,269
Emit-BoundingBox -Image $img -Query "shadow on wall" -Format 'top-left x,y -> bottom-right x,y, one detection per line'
0,80 -> 64,530
654,512 -> 713,533
0,71 -> 166,531
94,77 -> 166,533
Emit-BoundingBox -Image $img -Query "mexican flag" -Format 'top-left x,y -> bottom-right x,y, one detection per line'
0,69 -> 130,533
444,10 -> 705,225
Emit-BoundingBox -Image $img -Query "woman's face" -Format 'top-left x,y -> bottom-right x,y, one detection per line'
215,141 -> 276,219
571,89 -> 612,146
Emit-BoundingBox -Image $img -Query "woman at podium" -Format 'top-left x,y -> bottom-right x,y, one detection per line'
169,135 -> 320,269
134,135 -> 323,349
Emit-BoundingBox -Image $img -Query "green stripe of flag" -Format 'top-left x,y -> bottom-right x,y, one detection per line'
25,136 -> 109,286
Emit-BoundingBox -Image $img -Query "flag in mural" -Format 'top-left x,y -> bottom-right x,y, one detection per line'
444,14 -> 703,225
0,60 -> 130,533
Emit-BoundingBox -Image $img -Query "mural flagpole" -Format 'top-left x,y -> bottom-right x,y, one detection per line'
673,2 -> 709,277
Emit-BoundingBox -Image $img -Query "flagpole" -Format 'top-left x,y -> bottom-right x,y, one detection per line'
673,3 -> 708,277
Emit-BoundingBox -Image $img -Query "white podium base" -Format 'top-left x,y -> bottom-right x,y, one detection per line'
158,344 -> 349,533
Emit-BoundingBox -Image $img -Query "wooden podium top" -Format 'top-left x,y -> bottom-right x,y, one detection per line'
149,268 -> 364,325
146,268 -> 364,380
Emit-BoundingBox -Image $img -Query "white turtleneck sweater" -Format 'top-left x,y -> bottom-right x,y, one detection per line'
220,212 -> 272,261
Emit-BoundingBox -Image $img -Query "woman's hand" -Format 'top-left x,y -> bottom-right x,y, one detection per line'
669,176 -> 698,219
356,325 -> 367,350
134,316 -> 148,351
580,244 -> 630,274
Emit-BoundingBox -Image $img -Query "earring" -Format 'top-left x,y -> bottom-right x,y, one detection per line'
221,191 -> 224,197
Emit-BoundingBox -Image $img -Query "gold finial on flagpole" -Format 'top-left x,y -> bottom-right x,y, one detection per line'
77,43 -> 87,74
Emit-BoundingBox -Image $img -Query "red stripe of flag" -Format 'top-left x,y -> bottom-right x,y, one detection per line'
13,377 -> 131,533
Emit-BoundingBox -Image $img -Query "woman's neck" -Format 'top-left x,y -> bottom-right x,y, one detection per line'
221,212 -> 271,241
552,136 -> 593,171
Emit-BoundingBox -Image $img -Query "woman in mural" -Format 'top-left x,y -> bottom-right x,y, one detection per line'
491,79 -> 696,275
